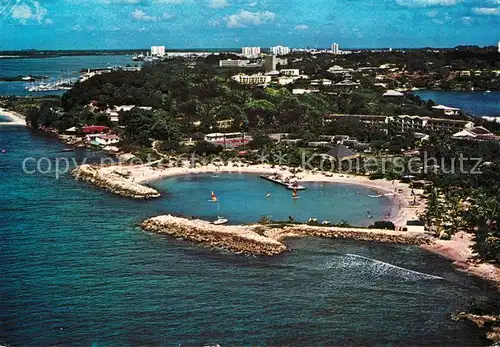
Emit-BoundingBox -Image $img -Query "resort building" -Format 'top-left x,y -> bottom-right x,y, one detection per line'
389,115 -> 474,132
452,126 -> 498,141
327,65 -> 353,75
383,90 -> 405,97
276,57 -> 288,66
95,134 -> 120,146
106,105 -> 153,122
270,45 -> 290,56
219,59 -> 249,68
241,47 -> 261,58
431,104 -> 461,116
277,77 -> 296,85
82,125 -> 110,134
321,114 -> 388,126
151,46 -> 166,57
280,69 -> 300,76
321,113 -> 475,133
204,132 -> 252,148
311,79 -> 333,86
231,73 -> 271,85
216,119 -> 234,129
292,88 -> 319,95
333,80 -> 360,88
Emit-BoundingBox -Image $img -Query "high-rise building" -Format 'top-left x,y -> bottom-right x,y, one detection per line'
151,46 -> 166,57
270,45 -> 290,56
265,54 -> 277,73
241,47 -> 261,58
331,43 -> 339,55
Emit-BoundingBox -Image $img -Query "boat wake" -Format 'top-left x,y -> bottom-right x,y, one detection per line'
321,253 -> 443,281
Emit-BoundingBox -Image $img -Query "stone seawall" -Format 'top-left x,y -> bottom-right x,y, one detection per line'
141,215 -> 287,256
141,215 -> 431,256
274,225 -> 430,245
72,165 -> 160,199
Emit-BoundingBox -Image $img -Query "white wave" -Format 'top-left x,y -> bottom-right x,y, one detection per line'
321,253 -> 443,281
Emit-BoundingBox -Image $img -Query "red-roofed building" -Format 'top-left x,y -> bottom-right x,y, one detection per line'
82,125 -> 110,134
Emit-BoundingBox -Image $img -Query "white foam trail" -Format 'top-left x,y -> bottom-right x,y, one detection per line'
345,253 -> 443,280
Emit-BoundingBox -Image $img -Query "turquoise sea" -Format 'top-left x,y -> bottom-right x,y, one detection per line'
1,124 -> 499,346
152,174 -> 392,225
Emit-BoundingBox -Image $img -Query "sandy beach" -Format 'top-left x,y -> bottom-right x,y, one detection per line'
0,108 -> 26,126
423,232 -> 500,288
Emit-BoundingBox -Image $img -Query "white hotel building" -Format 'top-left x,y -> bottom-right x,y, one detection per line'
231,73 -> 271,85
270,45 -> 290,56
241,47 -> 261,58
151,46 -> 166,57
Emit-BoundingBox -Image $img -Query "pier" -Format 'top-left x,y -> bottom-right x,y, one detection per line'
260,174 -> 307,190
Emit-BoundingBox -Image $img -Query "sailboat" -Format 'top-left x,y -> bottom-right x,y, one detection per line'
212,201 -> 228,225
292,188 -> 300,199
209,191 -> 218,202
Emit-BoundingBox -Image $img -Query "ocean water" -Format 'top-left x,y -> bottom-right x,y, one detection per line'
413,90 -> 500,117
151,174 -> 391,225
0,55 -> 139,96
1,124 -> 498,346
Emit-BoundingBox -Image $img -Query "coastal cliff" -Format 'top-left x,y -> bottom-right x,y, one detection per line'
141,215 -> 431,256
72,164 -> 160,199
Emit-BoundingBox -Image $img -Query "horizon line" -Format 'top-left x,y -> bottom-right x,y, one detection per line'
0,44 -> 498,53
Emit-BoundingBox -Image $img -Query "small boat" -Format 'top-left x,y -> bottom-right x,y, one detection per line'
213,218 -> 228,225
266,193 -> 271,197
209,191 -> 218,202
212,201 -> 228,225
292,188 -> 300,199
61,148 -> 73,152
368,194 -> 383,198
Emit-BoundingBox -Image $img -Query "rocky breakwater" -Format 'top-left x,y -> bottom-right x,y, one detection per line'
141,215 -> 287,256
268,224 -> 432,245
72,164 -> 161,199
141,216 -> 432,256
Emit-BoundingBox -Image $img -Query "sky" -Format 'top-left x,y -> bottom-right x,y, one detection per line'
0,0 -> 499,50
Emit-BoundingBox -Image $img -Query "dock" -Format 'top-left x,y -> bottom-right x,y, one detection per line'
260,175 -> 307,190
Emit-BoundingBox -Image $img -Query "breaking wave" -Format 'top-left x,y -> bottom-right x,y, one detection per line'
321,253 -> 443,281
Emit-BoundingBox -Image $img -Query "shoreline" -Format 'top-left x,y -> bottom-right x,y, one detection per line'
0,108 -> 27,126
423,232 -> 500,289
104,163 -> 422,228
97,162 -> 499,287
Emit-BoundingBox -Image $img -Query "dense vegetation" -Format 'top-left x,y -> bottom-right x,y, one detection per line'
55,62 -> 435,145
418,135 -> 500,263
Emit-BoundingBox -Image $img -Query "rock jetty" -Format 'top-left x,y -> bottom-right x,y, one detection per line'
141,215 -> 431,256
270,224 -> 430,245
72,164 -> 160,199
141,215 -> 287,256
